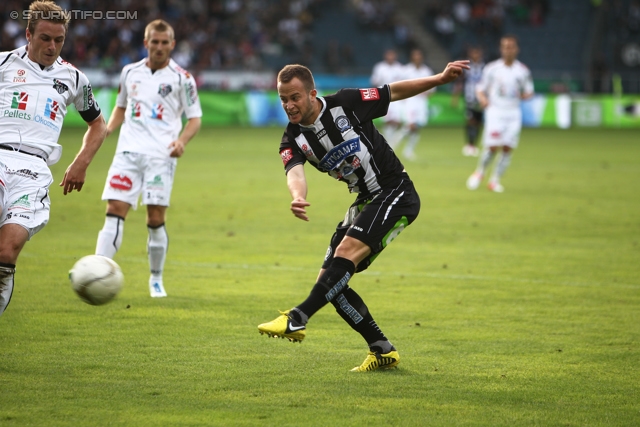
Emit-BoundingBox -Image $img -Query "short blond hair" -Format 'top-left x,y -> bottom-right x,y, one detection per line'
27,0 -> 70,35
278,64 -> 316,92
144,19 -> 175,41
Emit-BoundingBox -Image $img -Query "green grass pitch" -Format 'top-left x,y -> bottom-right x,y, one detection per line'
1,126 -> 639,426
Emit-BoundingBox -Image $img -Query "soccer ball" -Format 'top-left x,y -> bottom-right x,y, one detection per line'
69,255 -> 124,306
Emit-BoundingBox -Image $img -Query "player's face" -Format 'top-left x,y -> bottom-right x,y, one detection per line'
384,50 -> 397,64
500,38 -> 519,63
144,30 -> 175,69
26,21 -> 66,67
278,77 -> 318,126
469,48 -> 482,63
410,50 -> 423,66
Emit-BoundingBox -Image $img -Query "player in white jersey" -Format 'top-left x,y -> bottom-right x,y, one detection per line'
0,0 -> 107,318
370,49 -> 404,148
466,36 -> 534,193
395,49 -> 435,160
95,20 -> 202,298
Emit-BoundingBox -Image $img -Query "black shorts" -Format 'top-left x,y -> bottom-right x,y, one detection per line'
322,174 -> 421,273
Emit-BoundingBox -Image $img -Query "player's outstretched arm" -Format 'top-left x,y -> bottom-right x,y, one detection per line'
287,164 -> 310,221
105,106 -> 125,137
60,114 -> 107,195
169,117 -> 202,158
390,60 -> 470,102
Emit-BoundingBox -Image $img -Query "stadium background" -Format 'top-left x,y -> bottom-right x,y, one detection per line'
2,0 -> 639,128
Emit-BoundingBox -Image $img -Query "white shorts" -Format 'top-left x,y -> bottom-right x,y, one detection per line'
0,151 -> 53,240
482,108 -> 522,148
402,97 -> 429,127
102,152 -> 175,208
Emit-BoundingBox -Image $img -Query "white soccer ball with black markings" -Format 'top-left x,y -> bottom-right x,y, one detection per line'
69,255 -> 124,306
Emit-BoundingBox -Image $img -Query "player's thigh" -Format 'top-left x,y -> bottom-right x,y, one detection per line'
102,152 -> 145,207
342,179 -> 421,272
0,154 -> 52,241
502,116 -> 522,148
141,158 -> 175,207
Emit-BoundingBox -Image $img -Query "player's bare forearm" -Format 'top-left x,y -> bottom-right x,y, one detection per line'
390,60 -> 469,102
170,117 -> 201,157
477,91 -> 489,109
60,115 -> 107,195
106,106 -> 125,137
287,164 -> 310,221
521,92 -> 534,100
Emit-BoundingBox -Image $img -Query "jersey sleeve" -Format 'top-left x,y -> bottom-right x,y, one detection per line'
72,71 -> 102,123
476,63 -> 494,94
180,73 -> 203,119
522,68 -> 534,96
115,67 -> 129,109
332,86 -> 391,123
279,130 -> 306,174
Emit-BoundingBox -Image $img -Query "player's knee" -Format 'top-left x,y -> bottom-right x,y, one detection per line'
146,207 -> 166,227
106,200 -> 130,218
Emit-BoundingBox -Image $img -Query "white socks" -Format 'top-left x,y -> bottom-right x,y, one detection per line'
491,151 -> 512,183
147,224 -> 168,278
96,215 -> 124,258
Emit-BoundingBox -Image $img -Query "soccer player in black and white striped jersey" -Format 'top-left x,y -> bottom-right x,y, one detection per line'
258,60 -> 469,371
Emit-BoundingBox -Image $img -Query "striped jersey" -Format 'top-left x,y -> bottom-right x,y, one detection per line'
279,85 -> 405,196
0,45 -> 101,165
462,60 -> 485,108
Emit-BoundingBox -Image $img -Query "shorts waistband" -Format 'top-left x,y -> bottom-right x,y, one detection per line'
0,144 -> 47,162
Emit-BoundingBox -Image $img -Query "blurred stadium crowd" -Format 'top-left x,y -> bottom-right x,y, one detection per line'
1,0 -> 639,92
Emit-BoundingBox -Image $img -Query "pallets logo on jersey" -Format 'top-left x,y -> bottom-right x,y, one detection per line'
4,91 -> 31,120
11,92 -> 28,110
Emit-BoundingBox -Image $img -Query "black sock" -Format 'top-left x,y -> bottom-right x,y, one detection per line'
295,257 -> 356,322
331,287 -> 391,350
467,125 -> 478,146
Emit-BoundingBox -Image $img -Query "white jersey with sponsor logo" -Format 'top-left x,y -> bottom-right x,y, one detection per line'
0,46 -> 101,165
477,59 -> 533,111
115,58 -> 202,160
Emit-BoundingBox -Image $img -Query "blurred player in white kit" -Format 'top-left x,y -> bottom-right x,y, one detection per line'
466,36 -> 533,193
370,49 -> 404,148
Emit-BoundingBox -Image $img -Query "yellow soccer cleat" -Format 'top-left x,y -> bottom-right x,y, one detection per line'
350,350 -> 400,372
258,310 -> 306,343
